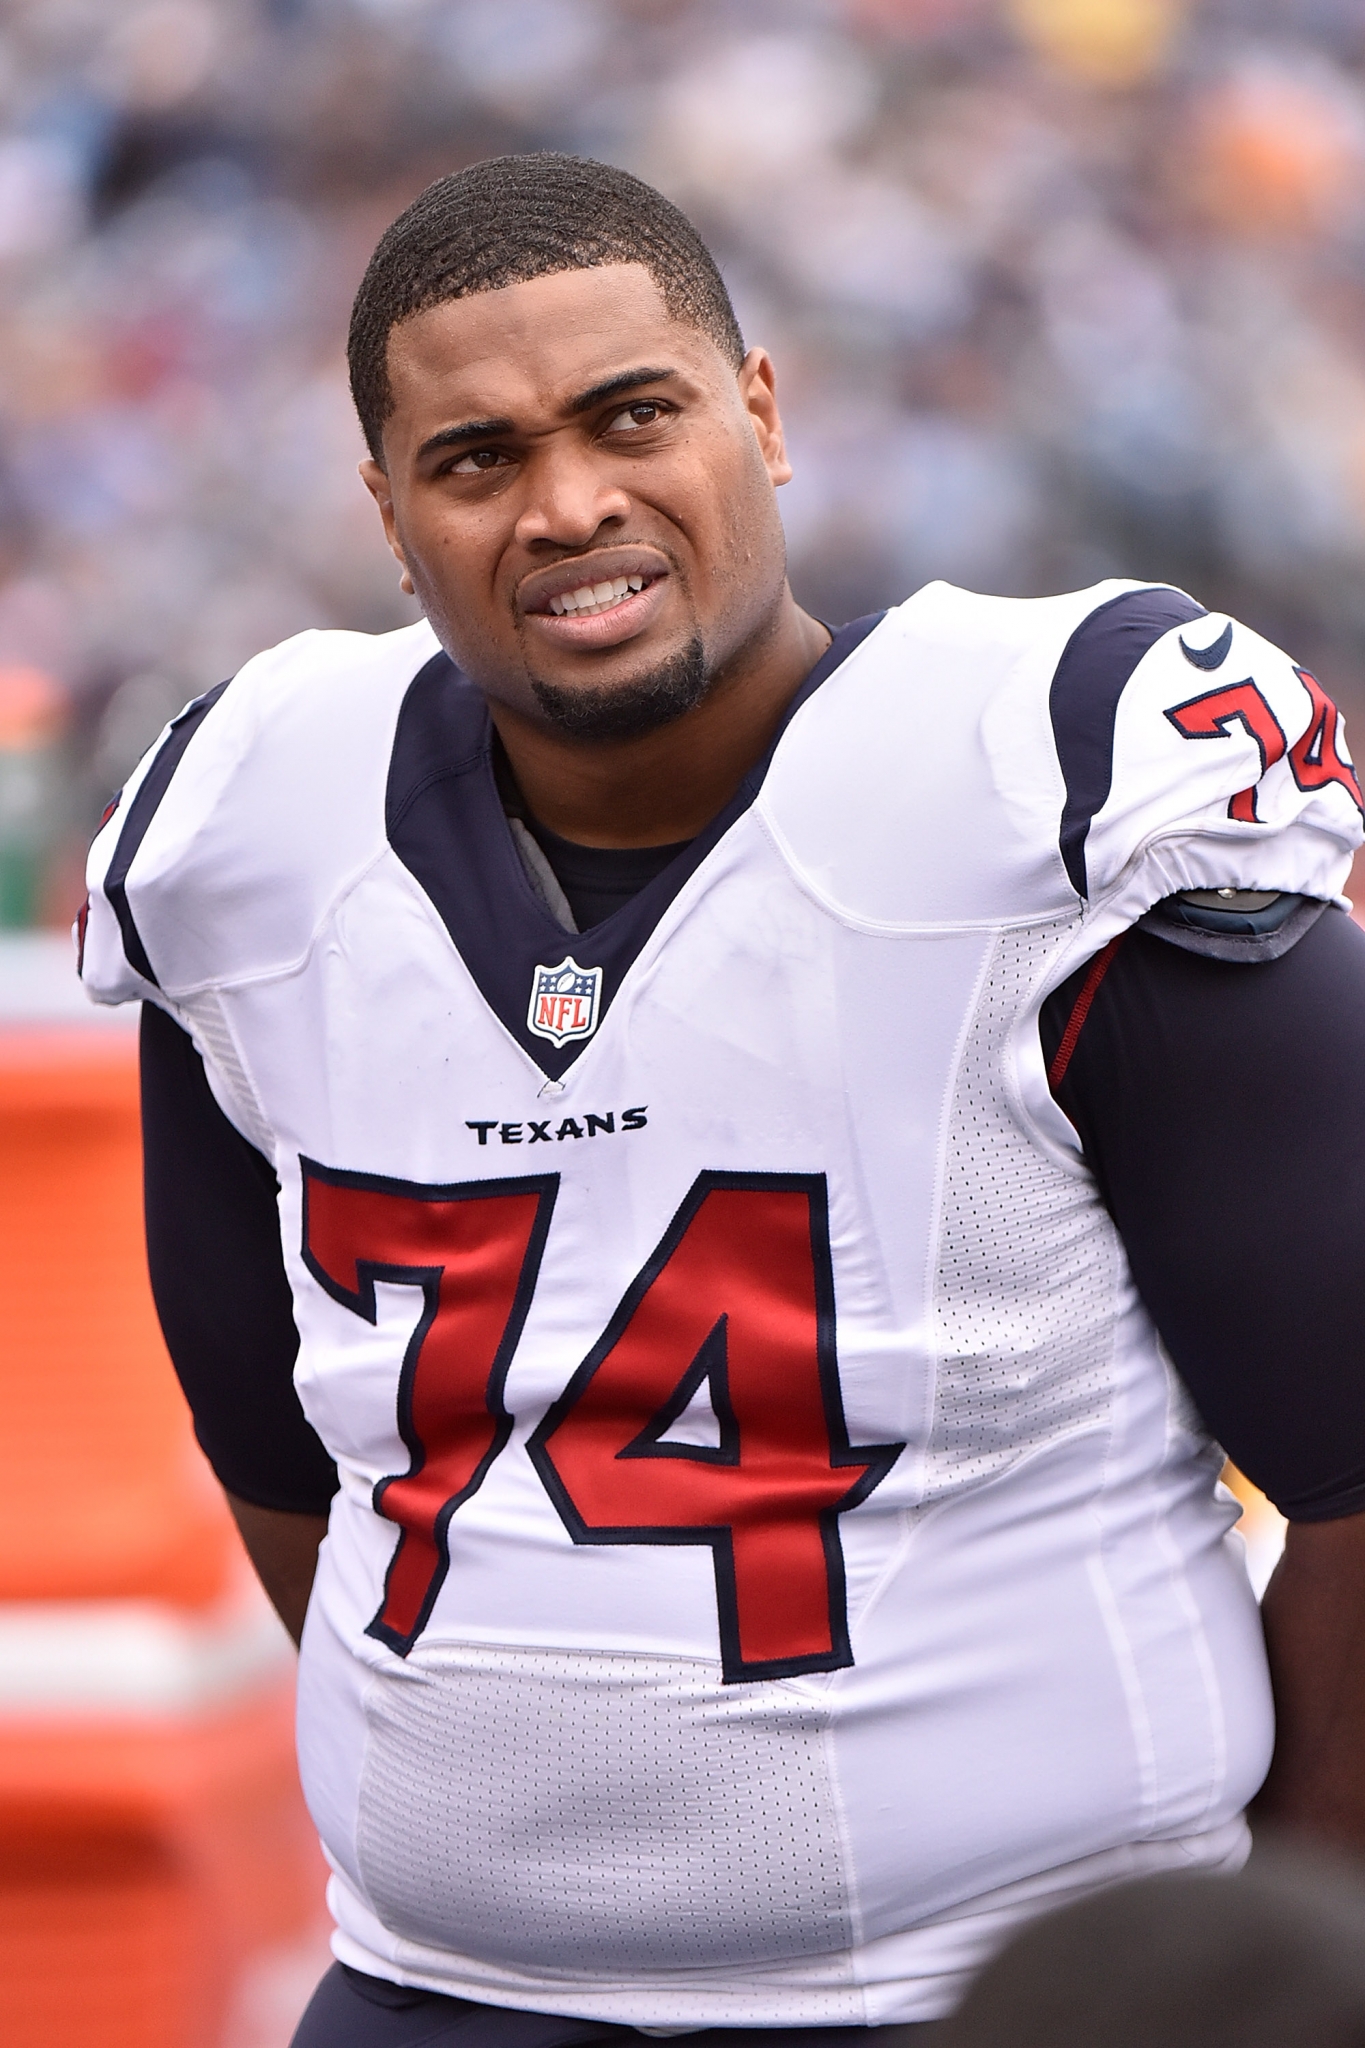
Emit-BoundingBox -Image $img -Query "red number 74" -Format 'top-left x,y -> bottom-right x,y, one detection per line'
302,1162 -> 903,1681
1166,669 -> 1364,821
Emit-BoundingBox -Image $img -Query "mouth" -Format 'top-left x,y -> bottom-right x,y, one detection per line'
517,549 -> 672,651
546,573 -> 650,618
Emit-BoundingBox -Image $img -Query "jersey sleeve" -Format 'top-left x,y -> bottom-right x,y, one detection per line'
1004,587 -> 1365,1160
1041,908 -> 1365,1522
1055,597 -> 1364,922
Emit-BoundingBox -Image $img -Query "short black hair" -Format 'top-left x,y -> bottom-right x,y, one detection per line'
348,153 -> 746,463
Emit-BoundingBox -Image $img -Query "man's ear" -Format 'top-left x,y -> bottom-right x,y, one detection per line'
359,458 -> 415,595
738,348 -> 792,489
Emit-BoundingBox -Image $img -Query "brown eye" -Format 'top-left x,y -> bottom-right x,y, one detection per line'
451,448 -> 509,474
606,401 -> 666,433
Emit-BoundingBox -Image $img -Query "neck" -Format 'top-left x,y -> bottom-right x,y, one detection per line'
486,591 -> 831,849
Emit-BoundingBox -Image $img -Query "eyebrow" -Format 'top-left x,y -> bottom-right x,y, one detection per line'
413,366 -> 680,463
566,365 -> 679,414
415,417 -> 515,461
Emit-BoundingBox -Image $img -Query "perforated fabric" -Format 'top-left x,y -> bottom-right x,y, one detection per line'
176,988 -> 275,1156
925,922 -> 1120,1497
355,1645 -> 850,1972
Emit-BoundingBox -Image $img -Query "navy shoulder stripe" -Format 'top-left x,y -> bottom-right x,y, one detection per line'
104,680 -> 230,987
1050,587 -> 1205,898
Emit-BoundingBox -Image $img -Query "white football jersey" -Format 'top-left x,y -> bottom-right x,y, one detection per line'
82,582 -> 1363,2024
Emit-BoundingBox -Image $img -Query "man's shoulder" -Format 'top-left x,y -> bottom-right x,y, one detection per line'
886,575 -> 1165,660
108,614 -> 445,874
80,618 -> 444,1004
763,578 -> 1362,932
762,578 -> 1189,925
118,616 -> 443,817
838,576 -> 1204,743
223,616 -> 443,716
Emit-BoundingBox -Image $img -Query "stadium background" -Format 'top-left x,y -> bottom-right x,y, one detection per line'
0,0 -> 1357,2041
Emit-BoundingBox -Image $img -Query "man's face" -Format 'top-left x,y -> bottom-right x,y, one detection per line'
362,263 -> 794,739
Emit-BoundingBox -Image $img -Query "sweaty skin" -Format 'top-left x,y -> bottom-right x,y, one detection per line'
226,264 -> 1365,1865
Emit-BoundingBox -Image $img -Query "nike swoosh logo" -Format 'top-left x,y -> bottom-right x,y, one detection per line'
1178,620 -> 1233,670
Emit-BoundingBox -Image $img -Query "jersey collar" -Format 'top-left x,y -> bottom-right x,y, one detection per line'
385,613 -> 886,1079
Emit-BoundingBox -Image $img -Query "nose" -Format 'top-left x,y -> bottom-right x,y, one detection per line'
513,437 -> 632,550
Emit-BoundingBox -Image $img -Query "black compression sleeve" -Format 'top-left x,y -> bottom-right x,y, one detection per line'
140,1002 -> 338,1514
1041,909 -> 1365,1521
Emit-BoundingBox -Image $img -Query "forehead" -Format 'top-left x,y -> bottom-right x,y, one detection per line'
381,263 -> 726,439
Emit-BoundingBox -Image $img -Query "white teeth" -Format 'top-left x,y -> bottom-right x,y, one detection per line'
546,574 -> 650,619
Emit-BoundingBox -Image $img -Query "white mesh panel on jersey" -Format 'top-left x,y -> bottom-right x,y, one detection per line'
355,1645 -> 850,1971
175,989 -> 276,1158
925,923 -> 1120,1497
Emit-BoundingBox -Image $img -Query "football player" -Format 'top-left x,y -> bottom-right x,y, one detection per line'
81,156 -> 1365,2045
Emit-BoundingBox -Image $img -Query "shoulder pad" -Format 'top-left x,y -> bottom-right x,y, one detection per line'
81,619 -> 441,1003
1139,890 -> 1328,962
758,578 -> 1161,927
760,579 -> 1362,946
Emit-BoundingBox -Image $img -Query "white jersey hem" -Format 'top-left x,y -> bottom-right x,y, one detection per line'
324,1818 -> 1249,2029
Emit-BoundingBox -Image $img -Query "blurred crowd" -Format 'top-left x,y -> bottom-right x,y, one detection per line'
1,0 -> 1365,923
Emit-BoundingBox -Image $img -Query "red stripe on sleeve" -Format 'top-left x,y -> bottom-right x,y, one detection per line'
1048,935 -> 1125,1091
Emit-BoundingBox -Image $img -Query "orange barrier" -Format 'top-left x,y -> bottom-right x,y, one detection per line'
0,1683 -> 319,2048
0,1007 -> 326,2048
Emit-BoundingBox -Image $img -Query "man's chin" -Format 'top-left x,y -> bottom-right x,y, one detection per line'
527,633 -> 709,743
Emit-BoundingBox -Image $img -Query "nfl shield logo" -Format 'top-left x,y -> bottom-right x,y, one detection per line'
527,956 -> 603,1048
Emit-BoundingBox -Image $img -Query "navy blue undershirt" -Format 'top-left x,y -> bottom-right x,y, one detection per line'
524,816 -> 692,931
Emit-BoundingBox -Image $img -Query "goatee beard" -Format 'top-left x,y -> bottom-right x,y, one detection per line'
528,634 -> 709,742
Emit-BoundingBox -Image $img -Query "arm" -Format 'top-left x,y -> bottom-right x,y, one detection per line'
1044,906 -> 1365,1851
140,1001 -> 339,1643
224,1492 -> 329,1648
1257,1516 -> 1365,1847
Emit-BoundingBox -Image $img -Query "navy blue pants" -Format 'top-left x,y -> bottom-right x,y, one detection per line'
290,1966 -> 945,2048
